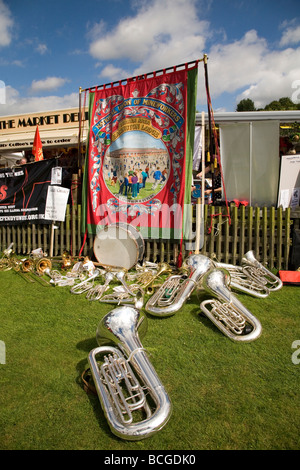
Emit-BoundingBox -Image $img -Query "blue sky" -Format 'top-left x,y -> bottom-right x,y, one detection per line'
0,0 -> 299,116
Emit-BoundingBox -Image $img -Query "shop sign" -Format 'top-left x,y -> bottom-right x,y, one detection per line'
0,108 -> 88,134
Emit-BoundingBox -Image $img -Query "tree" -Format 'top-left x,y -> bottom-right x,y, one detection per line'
236,99 -> 256,112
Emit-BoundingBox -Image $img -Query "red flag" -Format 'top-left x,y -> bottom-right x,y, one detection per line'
32,126 -> 44,161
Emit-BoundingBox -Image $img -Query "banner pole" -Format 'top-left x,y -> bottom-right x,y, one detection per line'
203,54 -> 215,201
194,111 -> 205,254
78,87 -> 82,176
201,110 -> 205,220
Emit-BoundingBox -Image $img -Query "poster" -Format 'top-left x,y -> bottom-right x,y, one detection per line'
45,185 -> 70,222
82,63 -> 198,240
0,158 -> 58,225
277,154 -> 300,209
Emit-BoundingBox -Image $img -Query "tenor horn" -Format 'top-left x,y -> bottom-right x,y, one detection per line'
198,267 -> 262,342
88,306 -> 172,440
241,251 -> 283,291
145,254 -> 214,317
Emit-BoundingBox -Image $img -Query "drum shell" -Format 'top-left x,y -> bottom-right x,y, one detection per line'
94,223 -> 144,270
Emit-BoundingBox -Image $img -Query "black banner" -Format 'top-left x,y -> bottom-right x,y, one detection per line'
0,158 -> 57,225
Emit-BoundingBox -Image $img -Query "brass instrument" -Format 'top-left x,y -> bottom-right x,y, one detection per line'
87,269 -> 138,301
198,267 -> 262,342
145,253 -> 262,342
36,257 -> 52,276
88,305 -> 172,440
145,254 -> 214,317
70,268 -> 101,294
99,284 -> 145,309
0,243 -> 15,271
61,251 -> 73,269
136,262 -> 173,295
13,258 -> 35,283
86,271 -> 115,300
214,261 -> 270,298
241,251 -> 283,291
21,258 -> 52,286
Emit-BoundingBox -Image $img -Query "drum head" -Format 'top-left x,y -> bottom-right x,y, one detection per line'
93,223 -> 144,270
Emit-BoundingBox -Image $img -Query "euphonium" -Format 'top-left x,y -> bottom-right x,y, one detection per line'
88,306 -> 172,440
214,260 -> 270,298
241,250 -> 283,291
145,254 -> 214,317
198,267 -> 262,342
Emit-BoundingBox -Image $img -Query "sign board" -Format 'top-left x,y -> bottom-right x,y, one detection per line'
277,154 -> 300,209
45,185 -> 70,222
51,166 -> 62,185
0,158 -> 57,225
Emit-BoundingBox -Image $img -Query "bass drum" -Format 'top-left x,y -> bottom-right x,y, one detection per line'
93,223 -> 145,270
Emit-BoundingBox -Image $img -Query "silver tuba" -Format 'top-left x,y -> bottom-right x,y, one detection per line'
198,267 -> 262,342
88,306 -> 172,440
241,250 -> 283,291
214,260 -> 270,298
145,254 -> 214,317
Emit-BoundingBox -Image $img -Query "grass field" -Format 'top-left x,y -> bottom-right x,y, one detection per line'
0,266 -> 299,450
105,180 -> 165,200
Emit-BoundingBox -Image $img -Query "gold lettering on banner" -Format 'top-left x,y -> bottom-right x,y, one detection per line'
112,118 -> 162,142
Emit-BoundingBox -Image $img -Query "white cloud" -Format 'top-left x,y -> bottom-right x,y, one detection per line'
87,1 -> 300,111
279,19 -> 300,47
99,64 -> 130,82
0,0 -> 13,47
0,85 -> 78,115
233,44 -> 300,108
89,0 -> 208,66
36,43 -> 48,55
30,77 -> 70,94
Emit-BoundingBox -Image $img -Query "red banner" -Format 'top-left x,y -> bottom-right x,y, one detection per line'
82,63 -> 198,239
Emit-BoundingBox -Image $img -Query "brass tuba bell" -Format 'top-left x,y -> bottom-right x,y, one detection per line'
36,257 -> 52,276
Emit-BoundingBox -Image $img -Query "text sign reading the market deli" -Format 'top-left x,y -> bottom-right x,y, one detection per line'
82,63 -> 198,239
0,158 -> 59,225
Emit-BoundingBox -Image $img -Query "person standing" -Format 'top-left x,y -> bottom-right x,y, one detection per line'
152,167 -> 162,190
141,169 -> 148,188
131,172 -> 138,198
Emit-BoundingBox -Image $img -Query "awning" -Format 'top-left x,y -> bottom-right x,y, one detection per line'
0,128 -> 87,151
196,110 -> 300,125
0,152 -> 23,167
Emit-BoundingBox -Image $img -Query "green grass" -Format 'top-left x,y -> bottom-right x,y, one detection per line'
0,268 -> 299,450
105,180 -> 165,200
